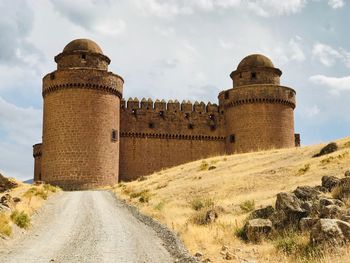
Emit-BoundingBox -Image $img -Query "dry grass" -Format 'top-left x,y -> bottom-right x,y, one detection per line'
114,136 -> 350,262
0,181 -> 60,237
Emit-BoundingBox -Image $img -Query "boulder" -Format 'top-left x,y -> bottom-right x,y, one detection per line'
313,185 -> 328,193
320,205 -> 343,219
205,209 -> 218,224
319,198 -> 344,208
0,194 -> 15,209
311,219 -> 350,245
299,217 -> 319,232
345,170 -> 350,177
245,219 -> 272,243
249,206 -> 275,219
321,176 -> 340,192
313,142 -> 338,158
269,210 -> 289,230
275,192 -> 308,220
293,186 -> 321,201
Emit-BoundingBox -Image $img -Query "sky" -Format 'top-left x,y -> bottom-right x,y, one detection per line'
0,0 -> 349,180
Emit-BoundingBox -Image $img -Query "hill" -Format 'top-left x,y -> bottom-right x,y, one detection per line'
114,137 -> 350,263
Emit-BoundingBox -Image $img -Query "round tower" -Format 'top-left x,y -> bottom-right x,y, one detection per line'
41,39 -> 123,190
219,54 -> 296,154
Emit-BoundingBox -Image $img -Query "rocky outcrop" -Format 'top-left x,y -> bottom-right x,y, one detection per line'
313,142 -> 338,158
249,205 -> 274,219
321,176 -> 340,192
0,174 -> 18,193
293,186 -> 321,201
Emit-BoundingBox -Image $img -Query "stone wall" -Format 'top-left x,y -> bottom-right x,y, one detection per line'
33,143 -> 42,181
119,98 -> 226,181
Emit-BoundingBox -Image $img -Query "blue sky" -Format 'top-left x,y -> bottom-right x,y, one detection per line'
0,0 -> 349,180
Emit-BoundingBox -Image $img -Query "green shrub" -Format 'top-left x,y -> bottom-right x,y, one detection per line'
189,197 -> 214,211
0,213 -> 12,236
234,225 -> 247,241
10,210 -> 30,229
43,184 -> 59,193
199,161 -> 209,171
35,189 -> 48,200
239,200 -> 255,213
154,201 -> 165,211
129,189 -> 151,203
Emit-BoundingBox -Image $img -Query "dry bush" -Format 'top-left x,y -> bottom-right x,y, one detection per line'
156,182 -> 168,190
129,189 -> 151,203
0,213 -> 12,236
239,200 -> 255,213
199,161 -> 209,171
10,210 -> 30,229
43,184 -> 60,193
297,164 -> 310,175
189,197 -> 214,211
154,201 -> 165,211
332,179 -> 350,200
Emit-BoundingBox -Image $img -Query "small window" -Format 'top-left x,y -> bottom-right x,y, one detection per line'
239,73 -> 242,78
229,134 -> 235,143
111,129 -> 118,142
131,109 -> 137,115
251,72 -> 257,79
185,113 -> 190,119
159,111 -> 164,117
149,122 -> 154,128
82,54 -> 86,60
209,114 -> 215,120
188,123 -> 194,129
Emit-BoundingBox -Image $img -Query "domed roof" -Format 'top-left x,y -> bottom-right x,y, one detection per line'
237,54 -> 274,70
63,39 -> 103,54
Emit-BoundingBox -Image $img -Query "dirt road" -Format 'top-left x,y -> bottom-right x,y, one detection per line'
0,191 -> 174,263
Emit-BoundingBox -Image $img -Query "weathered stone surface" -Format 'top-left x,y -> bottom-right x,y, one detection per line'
299,217 -> 319,232
245,219 -> 272,242
319,198 -> 344,208
311,219 -> 350,245
313,142 -> 338,158
320,205 -> 343,219
321,176 -> 340,192
275,192 -> 307,219
249,206 -> 275,219
293,186 -> 321,201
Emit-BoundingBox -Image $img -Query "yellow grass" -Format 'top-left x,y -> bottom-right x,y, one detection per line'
114,136 -> 350,263
0,181 -> 60,236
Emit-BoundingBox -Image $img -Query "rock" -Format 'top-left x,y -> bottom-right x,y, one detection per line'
245,219 -> 272,242
299,217 -> 319,232
320,205 -> 343,219
275,192 -> 308,220
311,219 -> 350,245
12,197 -> 21,203
319,198 -> 344,208
313,185 -> 328,193
205,209 -> 218,223
321,176 -> 340,192
224,251 -> 235,260
334,177 -> 350,200
341,215 -> 350,223
0,194 -> 15,209
202,258 -> 211,263
269,210 -> 289,230
313,142 -> 338,158
293,186 -> 321,201
0,174 -> 18,193
345,170 -> 350,177
249,206 -> 275,219
195,252 -> 203,258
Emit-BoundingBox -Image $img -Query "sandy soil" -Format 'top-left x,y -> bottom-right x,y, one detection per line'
0,191 -> 173,263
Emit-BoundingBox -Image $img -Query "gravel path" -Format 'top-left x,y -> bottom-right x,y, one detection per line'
0,191 -> 176,263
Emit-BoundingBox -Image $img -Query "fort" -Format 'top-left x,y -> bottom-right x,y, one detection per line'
33,39 -> 299,190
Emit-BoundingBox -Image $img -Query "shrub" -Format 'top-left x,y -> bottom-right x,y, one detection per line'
43,184 -> 59,193
190,207 -> 217,225
156,183 -> 168,190
199,161 -> 209,171
10,210 -> 30,229
129,189 -> 151,203
154,201 -> 165,211
297,164 -> 310,175
189,197 -> 214,211
35,189 -> 48,200
239,200 -> 255,213
234,225 -> 247,241
0,213 -> 12,236
208,166 -> 216,170
332,178 -> 350,200
138,176 -> 147,182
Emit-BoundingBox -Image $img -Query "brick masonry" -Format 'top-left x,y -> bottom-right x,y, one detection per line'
33,40 -> 298,189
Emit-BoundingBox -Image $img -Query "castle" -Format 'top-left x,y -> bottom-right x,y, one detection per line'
33,39 -> 299,190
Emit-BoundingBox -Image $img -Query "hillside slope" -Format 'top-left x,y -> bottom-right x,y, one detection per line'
115,137 -> 350,263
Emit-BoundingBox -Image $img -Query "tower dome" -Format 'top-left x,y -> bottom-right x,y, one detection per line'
230,53 -> 281,87
237,54 -> 274,70
63,39 -> 103,54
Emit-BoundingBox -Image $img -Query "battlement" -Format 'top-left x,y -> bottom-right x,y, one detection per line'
121,98 -> 220,113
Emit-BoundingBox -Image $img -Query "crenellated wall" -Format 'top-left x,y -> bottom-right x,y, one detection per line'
119,98 -> 226,181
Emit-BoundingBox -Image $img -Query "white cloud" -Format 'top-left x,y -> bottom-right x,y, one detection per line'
312,43 -> 342,66
49,0 -> 126,36
309,75 -> 350,94
135,0 -> 307,18
328,0 -> 345,9
303,105 -> 321,117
